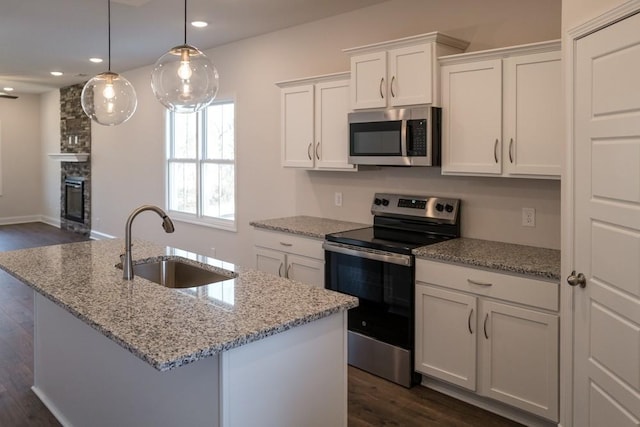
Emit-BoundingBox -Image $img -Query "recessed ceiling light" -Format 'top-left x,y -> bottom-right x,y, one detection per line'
3,87 -> 14,92
50,71 -> 63,76
89,57 -> 103,63
191,21 -> 208,28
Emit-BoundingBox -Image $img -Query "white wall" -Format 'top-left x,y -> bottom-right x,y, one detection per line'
41,0 -> 562,266
40,90 -> 61,225
0,94 -> 43,223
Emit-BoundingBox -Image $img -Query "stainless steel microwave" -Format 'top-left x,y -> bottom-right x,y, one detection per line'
348,107 -> 441,166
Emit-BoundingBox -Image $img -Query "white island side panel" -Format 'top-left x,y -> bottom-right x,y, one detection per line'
33,292 -> 221,427
33,292 -> 348,427
220,310 -> 348,427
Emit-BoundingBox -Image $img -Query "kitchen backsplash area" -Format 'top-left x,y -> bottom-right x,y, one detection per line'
59,83 -> 91,235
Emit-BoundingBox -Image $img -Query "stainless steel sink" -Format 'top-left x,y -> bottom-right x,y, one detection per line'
127,259 -> 236,288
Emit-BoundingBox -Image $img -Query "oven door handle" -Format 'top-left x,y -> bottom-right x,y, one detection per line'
323,242 -> 412,267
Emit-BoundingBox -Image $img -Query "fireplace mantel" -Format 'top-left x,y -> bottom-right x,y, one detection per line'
48,153 -> 90,162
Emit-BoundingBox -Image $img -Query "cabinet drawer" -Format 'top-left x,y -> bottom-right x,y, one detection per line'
415,259 -> 558,311
254,229 -> 324,260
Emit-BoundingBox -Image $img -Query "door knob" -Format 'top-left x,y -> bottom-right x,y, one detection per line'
567,271 -> 586,288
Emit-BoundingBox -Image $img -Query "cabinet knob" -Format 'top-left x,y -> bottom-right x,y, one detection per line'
567,271 -> 586,288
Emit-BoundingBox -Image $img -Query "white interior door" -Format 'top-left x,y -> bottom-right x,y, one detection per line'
573,10 -> 640,426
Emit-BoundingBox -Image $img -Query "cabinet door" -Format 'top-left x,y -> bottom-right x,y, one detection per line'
286,254 -> 324,288
388,43 -> 433,107
281,85 -> 314,168
255,247 -> 286,278
480,300 -> 559,421
415,284 -> 477,391
350,51 -> 387,109
441,59 -> 503,175
314,79 -> 354,170
503,51 -> 562,178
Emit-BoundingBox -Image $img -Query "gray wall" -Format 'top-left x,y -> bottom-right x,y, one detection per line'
0,94 -> 43,222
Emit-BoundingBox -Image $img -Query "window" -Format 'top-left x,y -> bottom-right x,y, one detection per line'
167,101 -> 236,231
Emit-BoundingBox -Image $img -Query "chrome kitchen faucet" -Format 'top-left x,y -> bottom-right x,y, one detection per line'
122,205 -> 175,280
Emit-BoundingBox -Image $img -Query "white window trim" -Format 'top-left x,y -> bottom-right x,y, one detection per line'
165,100 -> 237,232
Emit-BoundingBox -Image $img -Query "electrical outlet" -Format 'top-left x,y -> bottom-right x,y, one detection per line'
211,247 -> 216,258
334,192 -> 343,207
522,208 -> 536,227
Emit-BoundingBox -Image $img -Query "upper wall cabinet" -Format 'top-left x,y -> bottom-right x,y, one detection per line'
440,41 -> 562,179
276,72 -> 355,171
343,32 -> 469,110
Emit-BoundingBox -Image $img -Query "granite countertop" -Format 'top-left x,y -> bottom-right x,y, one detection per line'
250,215 -> 370,239
0,239 -> 357,371
413,237 -> 561,281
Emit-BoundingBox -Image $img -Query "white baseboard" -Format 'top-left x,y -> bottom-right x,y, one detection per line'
31,386 -> 73,427
90,229 -> 116,240
40,215 -> 61,228
0,215 -> 44,225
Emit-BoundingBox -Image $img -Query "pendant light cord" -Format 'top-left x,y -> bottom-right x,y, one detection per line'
107,0 -> 112,71
183,0 -> 187,44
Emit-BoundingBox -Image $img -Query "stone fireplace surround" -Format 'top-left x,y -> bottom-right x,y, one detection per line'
59,83 -> 91,236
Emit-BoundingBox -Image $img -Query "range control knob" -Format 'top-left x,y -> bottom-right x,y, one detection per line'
435,203 -> 444,212
382,199 -> 389,206
445,204 -> 454,213
374,198 -> 382,206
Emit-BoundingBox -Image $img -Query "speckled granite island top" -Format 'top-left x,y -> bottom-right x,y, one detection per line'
413,237 -> 561,281
250,215 -> 369,239
0,239 -> 357,371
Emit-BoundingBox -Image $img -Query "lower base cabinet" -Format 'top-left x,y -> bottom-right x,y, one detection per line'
254,229 -> 324,288
415,259 -> 559,422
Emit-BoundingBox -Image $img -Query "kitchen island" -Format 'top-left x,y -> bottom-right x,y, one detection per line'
0,239 -> 357,427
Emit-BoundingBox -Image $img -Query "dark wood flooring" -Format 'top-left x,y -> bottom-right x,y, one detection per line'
0,223 -> 88,426
0,223 -> 521,426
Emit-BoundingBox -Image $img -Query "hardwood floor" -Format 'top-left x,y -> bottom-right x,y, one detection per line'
0,223 -> 522,426
0,223 -> 88,426
348,367 -> 522,426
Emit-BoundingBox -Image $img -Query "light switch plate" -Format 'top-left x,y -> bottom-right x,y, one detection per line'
334,192 -> 343,207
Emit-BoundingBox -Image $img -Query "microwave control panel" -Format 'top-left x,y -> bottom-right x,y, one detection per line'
406,119 -> 427,156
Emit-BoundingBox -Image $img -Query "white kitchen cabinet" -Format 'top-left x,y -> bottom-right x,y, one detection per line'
277,72 -> 355,171
415,285 -> 477,390
349,51 -> 387,109
440,40 -> 561,179
480,299 -> 559,421
254,229 -> 325,288
344,32 -> 468,110
280,84 -> 314,168
415,259 -> 559,422
255,247 -> 287,277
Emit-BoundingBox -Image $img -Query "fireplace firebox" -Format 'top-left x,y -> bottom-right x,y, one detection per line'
64,177 -> 85,223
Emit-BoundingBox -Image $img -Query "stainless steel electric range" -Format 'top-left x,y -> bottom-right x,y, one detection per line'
323,193 -> 460,387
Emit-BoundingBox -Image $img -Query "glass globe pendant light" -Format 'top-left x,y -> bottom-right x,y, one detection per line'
150,0 -> 219,113
81,0 -> 137,126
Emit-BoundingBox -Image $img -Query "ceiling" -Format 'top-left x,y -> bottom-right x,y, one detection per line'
0,0 -> 387,94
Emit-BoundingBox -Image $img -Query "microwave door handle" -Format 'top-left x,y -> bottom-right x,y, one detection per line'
400,120 -> 408,156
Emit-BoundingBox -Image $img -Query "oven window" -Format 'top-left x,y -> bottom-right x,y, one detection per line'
350,121 -> 402,156
325,251 -> 412,311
